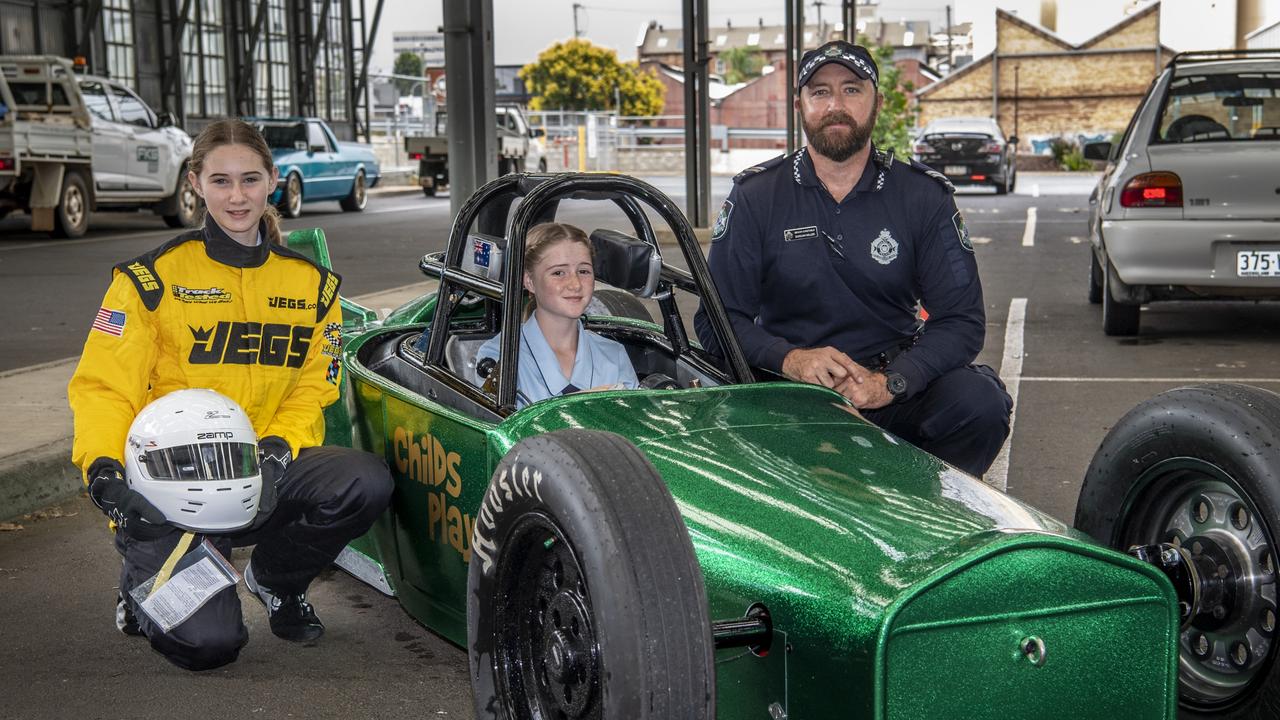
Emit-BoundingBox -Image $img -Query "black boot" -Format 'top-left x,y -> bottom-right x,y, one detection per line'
244,562 -> 325,642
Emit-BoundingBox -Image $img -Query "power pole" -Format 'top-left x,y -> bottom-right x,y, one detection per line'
945,4 -> 954,72
573,3 -> 583,38
812,0 -> 825,39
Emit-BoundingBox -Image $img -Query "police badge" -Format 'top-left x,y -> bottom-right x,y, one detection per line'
870,229 -> 898,265
711,200 -> 734,241
952,210 -> 973,253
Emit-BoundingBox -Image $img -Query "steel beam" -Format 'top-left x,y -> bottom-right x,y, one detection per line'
442,0 -> 496,221
236,0 -> 270,113
353,0 -> 385,140
299,0 -> 333,115
681,0 -> 709,227
76,0 -> 104,60
163,0 -> 194,121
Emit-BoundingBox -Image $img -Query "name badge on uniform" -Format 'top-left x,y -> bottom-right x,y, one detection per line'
784,226 -> 819,242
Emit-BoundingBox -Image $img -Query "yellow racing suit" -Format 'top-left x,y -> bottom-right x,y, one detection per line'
69,221 -> 343,481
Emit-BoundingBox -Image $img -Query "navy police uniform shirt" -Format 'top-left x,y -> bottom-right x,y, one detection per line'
693,145 -> 985,400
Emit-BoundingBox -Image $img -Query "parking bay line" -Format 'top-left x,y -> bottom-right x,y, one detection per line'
1022,207 -> 1037,247
987,297 -> 1027,493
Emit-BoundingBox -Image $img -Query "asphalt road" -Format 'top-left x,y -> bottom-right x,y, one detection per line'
4,172 -> 1280,718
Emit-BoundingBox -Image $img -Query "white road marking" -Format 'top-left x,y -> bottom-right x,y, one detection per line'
1022,207 -> 1037,247
971,236 -> 994,245
988,297 -> 1027,493
1021,376 -> 1280,383
1032,183 -> 1041,198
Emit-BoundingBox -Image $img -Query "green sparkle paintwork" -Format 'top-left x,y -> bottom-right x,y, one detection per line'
335,321 -> 1179,719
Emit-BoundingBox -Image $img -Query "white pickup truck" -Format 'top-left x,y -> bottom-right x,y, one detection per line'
405,105 -> 547,197
0,56 -> 197,238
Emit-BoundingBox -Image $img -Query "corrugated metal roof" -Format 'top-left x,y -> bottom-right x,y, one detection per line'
637,20 -> 931,56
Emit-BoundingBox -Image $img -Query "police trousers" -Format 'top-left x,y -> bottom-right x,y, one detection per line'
113,445 -> 393,671
861,364 -> 1013,478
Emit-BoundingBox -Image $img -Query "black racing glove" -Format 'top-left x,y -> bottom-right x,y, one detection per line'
255,436 -> 292,521
87,457 -> 171,541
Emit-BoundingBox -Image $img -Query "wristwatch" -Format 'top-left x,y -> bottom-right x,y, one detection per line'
884,371 -> 908,401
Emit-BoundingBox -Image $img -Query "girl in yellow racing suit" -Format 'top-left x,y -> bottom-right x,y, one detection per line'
68,118 -> 392,671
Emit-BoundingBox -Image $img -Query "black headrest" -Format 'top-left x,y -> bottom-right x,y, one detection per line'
589,229 -> 662,298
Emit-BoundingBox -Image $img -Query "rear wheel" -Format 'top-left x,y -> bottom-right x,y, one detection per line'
52,170 -> 89,239
1076,384 -> 1280,719
1102,262 -> 1141,335
340,170 -> 367,212
585,288 -> 653,323
278,172 -> 303,219
1088,251 -> 1103,305
468,429 -> 714,720
423,185 -> 437,197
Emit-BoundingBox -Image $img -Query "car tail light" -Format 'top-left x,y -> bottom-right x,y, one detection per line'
972,174 -> 986,181
981,141 -> 1003,154
912,142 -> 933,154
0,157 -> 12,171
409,152 -> 423,160
1120,172 -> 1183,208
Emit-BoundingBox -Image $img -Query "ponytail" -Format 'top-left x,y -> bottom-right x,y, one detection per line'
262,203 -> 284,245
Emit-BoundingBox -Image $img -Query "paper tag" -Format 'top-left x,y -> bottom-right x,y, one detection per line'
137,556 -> 235,633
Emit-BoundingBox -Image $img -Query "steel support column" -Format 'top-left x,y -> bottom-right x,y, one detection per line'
163,0 -> 194,122
681,0 -> 709,228
76,0 -> 105,59
353,0 -> 386,142
442,0 -> 496,221
235,0 -> 270,115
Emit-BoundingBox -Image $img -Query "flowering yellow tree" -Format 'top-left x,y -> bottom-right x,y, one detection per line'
520,39 -> 665,116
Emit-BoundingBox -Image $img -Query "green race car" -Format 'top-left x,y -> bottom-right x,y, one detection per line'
295,172 -> 1280,719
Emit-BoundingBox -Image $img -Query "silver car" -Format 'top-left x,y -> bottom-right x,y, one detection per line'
1084,50 -> 1280,335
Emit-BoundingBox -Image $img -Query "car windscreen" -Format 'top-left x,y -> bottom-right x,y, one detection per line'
260,123 -> 307,150
1156,71 -> 1280,143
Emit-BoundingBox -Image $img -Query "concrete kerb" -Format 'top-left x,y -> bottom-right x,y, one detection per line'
0,282 -> 436,523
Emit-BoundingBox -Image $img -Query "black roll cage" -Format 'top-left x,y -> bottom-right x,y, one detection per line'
417,172 -> 754,413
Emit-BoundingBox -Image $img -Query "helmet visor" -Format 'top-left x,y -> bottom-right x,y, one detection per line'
142,442 -> 259,482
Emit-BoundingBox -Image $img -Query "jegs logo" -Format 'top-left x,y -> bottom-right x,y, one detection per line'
126,262 -> 159,292
268,296 -> 316,310
172,284 -> 232,303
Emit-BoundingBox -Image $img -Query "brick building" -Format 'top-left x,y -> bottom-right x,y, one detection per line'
915,4 -> 1173,153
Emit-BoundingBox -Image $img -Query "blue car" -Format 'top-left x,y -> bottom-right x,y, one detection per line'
253,117 -> 381,218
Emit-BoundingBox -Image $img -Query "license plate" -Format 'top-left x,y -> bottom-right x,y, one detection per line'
944,165 -> 967,175
1237,251 -> 1280,277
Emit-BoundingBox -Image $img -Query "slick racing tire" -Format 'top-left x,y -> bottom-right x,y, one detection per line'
1075,384 -> 1280,720
162,166 -> 201,228
584,288 -> 653,323
467,429 -> 714,720
278,172 -> 303,219
340,170 -> 367,212
53,170 -> 90,239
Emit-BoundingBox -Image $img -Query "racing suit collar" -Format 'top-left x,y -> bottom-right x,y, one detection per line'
794,144 -> 887,195
202,216 -> 271,268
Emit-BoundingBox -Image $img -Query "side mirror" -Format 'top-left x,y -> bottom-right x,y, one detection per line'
1083,142 -> 1113,161
531,128 -> 546,138
1007,135 -> 1018,146
159,112 -> 178,128
309,144 -> 327,154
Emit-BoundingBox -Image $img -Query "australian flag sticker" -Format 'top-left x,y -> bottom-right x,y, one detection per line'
952,210 -> 973,253
473,238 -> 491,269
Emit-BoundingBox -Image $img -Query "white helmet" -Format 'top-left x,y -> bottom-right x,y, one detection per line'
124,389 -> 262,533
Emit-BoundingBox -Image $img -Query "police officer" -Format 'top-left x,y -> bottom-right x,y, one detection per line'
694,40 -> 1012,477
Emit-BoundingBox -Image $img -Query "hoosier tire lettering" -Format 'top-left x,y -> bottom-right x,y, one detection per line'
472,459 -> 544,576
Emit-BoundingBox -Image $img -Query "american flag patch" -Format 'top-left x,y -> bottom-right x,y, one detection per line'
91,307 -> 126,337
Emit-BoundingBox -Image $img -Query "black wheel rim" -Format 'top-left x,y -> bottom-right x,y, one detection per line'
1119,458 -> 1278,710
493,512 -> 601,720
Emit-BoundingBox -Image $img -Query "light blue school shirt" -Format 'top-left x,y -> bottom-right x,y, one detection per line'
476,315 -> 639,408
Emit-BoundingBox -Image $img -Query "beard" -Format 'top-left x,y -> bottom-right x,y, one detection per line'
804,105 -> 879,162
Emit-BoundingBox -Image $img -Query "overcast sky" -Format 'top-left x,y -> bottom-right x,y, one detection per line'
365,0 -> 1269,74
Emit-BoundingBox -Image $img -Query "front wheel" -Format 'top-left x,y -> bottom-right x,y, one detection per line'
1088,251 -> 1103,305
163,168 -> 200,228
468,429 -> 714,720
340,170 -> 367,212
1076,384 -> 1280,719
278,172 -> 303,219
